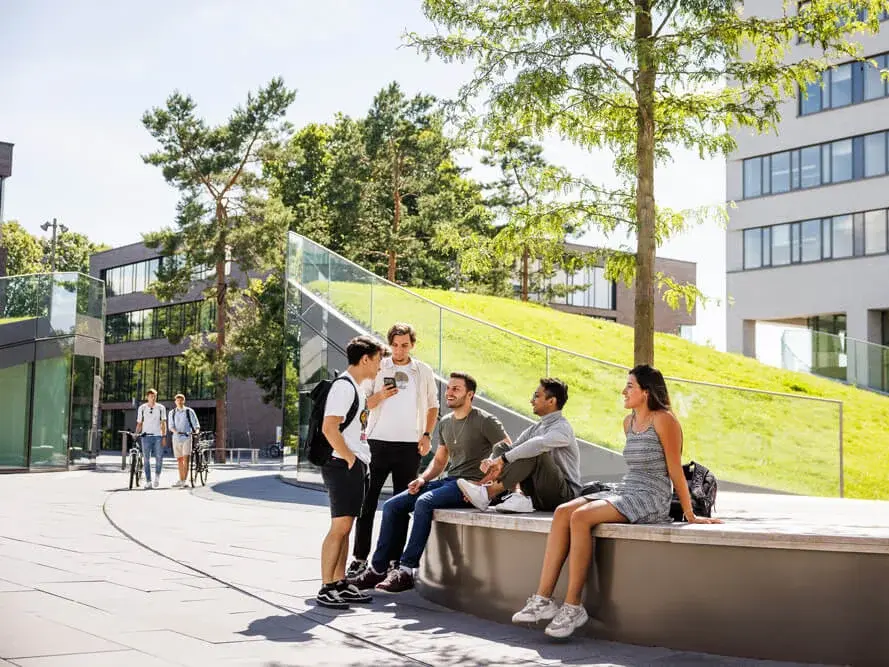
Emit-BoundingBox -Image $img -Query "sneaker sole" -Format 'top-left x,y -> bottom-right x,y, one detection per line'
315,598 -> 350,609
374,586 -> 413,594
340,596 -> 373,604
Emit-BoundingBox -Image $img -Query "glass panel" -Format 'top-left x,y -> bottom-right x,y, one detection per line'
853,213 -> 866,256
801,220 -> 821,262
864,55 -> 886,100
744,228 -> 762,269
30,343 -> 72,468
763,227 -> 772,265
822,218 -> 832,258
864,132 -> 887,177
830,63 -> 852,107
832,214 -> 854,257
155,357 -> 170,401
800,80 -> 823,114
761,155 -> 771,194
822,144 -> 832,182
772,224 -> 791,265
0,355 -> 31,468
70,355 -> 98,465
831,139 -> 853,182
791,223 -> 801,263
593,267 -> 613,309
791,150 -> 800,189
744,158 -> 762,198
771,151 -> 791,193
800,146 -> 821,188
49,273 -> 79,336
865,209 -> 888,254
133,262 -> 146,293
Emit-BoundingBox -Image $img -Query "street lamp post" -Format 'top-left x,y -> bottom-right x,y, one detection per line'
40,218 -> 68,272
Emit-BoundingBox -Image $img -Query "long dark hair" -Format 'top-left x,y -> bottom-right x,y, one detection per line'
629,364 -> 670,411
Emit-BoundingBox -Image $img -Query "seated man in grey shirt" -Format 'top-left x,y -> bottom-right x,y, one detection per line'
457,378 -> 581,513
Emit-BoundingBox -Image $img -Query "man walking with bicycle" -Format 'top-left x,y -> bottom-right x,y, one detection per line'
135,389 -> 167,489
168,393 -> 200,488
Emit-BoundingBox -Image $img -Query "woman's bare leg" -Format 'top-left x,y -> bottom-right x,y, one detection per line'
564,501 -> 627,605
536,497 -> 589,598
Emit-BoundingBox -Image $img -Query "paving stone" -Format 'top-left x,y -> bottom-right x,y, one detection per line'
0,612 -> 127,660
11,649 -> 175,666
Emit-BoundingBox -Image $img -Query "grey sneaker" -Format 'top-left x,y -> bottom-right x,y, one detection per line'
544,602 -> 589,638
512,594 -> 560,623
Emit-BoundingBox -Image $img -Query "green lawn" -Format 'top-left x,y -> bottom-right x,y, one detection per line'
314,281 -> 889,500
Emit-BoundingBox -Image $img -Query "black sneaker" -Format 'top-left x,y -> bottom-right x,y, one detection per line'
337,582 -> 372,604
346,560 -> 367,578
315,587 -> 349,609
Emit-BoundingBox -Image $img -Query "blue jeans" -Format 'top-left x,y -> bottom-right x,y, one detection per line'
141,435 -> 163,482
371,477 -> 469,572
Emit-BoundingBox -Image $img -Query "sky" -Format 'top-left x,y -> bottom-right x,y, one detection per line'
0,0 -> 728,349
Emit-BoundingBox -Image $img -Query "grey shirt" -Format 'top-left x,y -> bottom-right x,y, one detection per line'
503,410 -> 582,494
439,408 -> 508,481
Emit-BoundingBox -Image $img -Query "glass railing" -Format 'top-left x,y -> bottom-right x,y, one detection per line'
285,233 -> 846,497
782,328 -> 889,395
0,272 -> 105,340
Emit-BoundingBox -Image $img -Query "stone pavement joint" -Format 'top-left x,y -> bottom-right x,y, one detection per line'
0,469 -> 829,667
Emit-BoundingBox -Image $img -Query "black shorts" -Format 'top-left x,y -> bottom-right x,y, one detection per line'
321,457 -> 368,518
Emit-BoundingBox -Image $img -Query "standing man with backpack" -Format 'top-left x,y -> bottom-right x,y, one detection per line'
314,335 -> 390,609
168,393 -> 200,488
346,323 -> 439,580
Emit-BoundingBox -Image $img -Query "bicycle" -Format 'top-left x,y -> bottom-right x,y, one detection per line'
190,436 -> 213,487
125,432 -> 144,490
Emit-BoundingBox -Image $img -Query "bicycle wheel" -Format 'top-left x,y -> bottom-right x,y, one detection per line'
136,455 -> 143,487
190,452 -> 197,488
129,452 -> 138,490
199,449 -> 209,486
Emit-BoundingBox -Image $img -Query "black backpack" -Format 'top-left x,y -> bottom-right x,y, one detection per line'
305,375 -> 360,466
669,461 -> 718,522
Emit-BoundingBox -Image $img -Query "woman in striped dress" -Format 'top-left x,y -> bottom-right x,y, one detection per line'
512,364 -> 723,639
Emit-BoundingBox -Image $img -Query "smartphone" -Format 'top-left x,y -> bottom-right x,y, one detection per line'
383,377 -> 397,390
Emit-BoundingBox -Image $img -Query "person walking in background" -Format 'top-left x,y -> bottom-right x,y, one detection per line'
512,365 -> 722,639
168,393 -> 200,488
135,389 -> 166,490
346,323 -> 439,579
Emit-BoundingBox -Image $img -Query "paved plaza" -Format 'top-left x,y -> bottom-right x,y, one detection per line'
0,464 -> 826,666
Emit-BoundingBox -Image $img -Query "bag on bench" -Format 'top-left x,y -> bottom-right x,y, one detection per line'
669,460 -> 718,522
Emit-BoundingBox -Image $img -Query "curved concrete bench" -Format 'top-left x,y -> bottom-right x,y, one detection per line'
417,493 -> 889,665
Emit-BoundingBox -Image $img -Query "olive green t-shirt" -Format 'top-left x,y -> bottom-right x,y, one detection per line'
438,408 -> 508,481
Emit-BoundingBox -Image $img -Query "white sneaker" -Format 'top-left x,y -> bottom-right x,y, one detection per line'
457,478 -> 490,510
178,479 -> 189,488
152,478 -> 159,489
494,493 -> 535,513
512,594 -> 560,623
143,480 -> 151,490
544,602 -> 589,638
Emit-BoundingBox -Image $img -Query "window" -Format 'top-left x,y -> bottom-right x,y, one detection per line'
822,218 -> 832,259
744,158 -> 762,198
791,223 -> 802,263
865,210 -> 887,255
864,132 -> 887,177
772,224 -> 791,265
830,63 -> 853,107
761,155 -> 771,194
833,215 -> 854,258
865,55 -> 886,100
771,152 -> 791,193
853,213 -> 866,256
821,143 -> 832,183
831,139 -> 853,182
744,228 -> 762,269
762,227 -> 772,265
801,220 -> 821,262
800,80 -> 823,114
800,146 -> 821,188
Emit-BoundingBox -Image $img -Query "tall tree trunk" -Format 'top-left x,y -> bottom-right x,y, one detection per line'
633,0 -> 656,366
215,206 -> 227,463
521,245 -> 529,302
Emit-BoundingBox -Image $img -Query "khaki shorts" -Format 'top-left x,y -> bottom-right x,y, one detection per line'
172,435 -> 193,458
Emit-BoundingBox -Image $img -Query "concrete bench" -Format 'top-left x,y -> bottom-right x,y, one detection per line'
420,492 -> 889,665
224,448 -> 259,465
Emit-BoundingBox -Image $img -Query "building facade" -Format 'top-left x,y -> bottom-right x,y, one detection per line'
89,243 -> 280,451
0,141 -> 13,276
518,241 -> 697,335
726,2 -> 889,388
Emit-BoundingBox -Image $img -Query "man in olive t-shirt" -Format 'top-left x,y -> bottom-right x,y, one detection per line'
349,371 -> 509,594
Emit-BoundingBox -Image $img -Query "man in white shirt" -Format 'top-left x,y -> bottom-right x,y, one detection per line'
135,389 -> 167,489
316,335 -> 390,609
347,323 -> 439,579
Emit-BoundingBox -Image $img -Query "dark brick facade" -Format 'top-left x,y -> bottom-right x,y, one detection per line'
89,243 -> 280,448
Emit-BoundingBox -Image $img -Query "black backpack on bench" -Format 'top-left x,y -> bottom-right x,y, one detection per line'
669,460 -> 718,522
305,375 -> 359,466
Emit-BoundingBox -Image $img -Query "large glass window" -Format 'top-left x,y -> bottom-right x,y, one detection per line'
830,63 -> 853,107
865,55 -> 887,100
864,132 -> 887,177
831,139 -> 853,182
801,220 -> 821,262
743,228 -> 762,269
833,215 -> 854,258
743,158 -> 762,198
800,80 -> 823,114
771,152 -> 791,193
865,210 -> 888,255
800,146 -> 821,188
772,224 -> 791,265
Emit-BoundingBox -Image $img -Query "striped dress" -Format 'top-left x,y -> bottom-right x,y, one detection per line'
584,415 -> 673,523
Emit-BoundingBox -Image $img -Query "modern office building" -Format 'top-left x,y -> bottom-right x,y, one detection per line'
518,241 -> 697,335
0,141 -> 13,276
89,243 -> 280,451
726,2 -> 889,390
0,272 -> 104,471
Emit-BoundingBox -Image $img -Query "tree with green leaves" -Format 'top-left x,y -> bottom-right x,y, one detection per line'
0,221 -> 42,276
40,229 -> 108,274
141,78 -> 296,460
411,0 -> 882,364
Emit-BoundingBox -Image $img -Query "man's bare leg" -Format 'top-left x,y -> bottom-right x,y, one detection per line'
321,516 -> 354,584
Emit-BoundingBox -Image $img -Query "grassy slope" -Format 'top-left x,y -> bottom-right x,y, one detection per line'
323,282 -> 889,499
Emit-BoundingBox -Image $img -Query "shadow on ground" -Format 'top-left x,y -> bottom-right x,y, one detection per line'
209,474 -> 331,508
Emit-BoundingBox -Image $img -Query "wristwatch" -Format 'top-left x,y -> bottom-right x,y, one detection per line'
422,432 -> 431,438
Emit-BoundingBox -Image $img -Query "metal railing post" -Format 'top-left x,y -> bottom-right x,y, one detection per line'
120,431 -> 127,470
369,279 -> 374,334
838,402 -> 844,498
546,346 -> 550,377
438,307 -> 443,376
